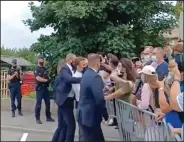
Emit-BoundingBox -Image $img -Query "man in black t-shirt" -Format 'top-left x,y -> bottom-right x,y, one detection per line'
34,55 -> 55,124
7,59 -> 23,117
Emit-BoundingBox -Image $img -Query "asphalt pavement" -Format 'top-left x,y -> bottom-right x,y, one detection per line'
1,111 -> 120,141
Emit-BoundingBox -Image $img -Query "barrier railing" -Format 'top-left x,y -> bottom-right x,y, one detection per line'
105,99 -> 183,141
1,70 -> 9,98
106,99 -> 116,118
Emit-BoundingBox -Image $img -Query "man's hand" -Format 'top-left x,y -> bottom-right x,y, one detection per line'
104,95 -> 112,101
156,112 -> 165,121
14,71 -> 18,76
172,128 -> 182,135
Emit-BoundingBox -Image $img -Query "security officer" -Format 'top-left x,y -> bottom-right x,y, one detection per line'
34,55 -> 55,124
7,59 -> 23,117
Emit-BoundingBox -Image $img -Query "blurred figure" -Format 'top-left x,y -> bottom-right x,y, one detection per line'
152,47 -> 168,81
34,56 -> 55,124
142,46 -> 153,65
105,58 -> 136,103
157,64 -> 184,140
137,65 -> 157,111
72,57 -> 87,109
57,59 -> 65,74
52,53 -> 81,142
7,59 -> 23,117
77,53 -> 108,141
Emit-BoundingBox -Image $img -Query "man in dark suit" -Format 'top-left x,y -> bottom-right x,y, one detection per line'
77,53 -> 109,141
52,53 -> 81,142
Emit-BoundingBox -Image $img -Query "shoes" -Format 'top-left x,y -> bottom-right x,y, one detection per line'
36,119 -> 42,124
12,111 -> 15,117
46,117 -> 55,122
18,110 -> 23,116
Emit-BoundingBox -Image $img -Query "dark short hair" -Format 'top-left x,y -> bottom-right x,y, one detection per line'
38,55 -> 44,59
110,55 -> 119,67
12,59 -> 17,64
120,58 -> 136,82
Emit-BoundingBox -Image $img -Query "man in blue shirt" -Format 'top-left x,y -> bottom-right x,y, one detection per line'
151,47 -> 169,81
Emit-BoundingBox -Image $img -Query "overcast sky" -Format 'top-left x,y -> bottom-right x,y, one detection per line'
1,1 -> 53,49
1,1 -> 177,49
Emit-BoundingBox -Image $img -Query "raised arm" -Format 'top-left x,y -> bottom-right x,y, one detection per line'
61,68 -> 81,84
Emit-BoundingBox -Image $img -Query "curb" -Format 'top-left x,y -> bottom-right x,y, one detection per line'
1,125 -> 120,141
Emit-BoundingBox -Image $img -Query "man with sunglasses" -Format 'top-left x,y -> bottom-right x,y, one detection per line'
7,59 -> 23,117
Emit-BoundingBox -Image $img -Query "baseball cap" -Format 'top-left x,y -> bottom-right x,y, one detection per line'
138,65 -> 156,75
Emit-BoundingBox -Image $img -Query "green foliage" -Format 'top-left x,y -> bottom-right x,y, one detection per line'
24,1 -> 177,80
1,46 -> 37,70
174,1 -> 183,19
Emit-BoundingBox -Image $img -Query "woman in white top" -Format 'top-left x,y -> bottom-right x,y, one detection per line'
137,65 -> 158,111
72,57 -> 87,109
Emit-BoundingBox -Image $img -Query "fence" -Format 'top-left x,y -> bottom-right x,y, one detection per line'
106,99 -> 183,141
0,70 -> 36,99
1,70 -> 9,98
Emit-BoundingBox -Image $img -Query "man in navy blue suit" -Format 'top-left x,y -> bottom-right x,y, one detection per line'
77,53 -> 109,141
52,53 -> 81,142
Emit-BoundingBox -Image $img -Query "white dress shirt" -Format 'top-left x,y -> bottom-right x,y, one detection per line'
66,64 -> 75,98
72,71 -> 82,101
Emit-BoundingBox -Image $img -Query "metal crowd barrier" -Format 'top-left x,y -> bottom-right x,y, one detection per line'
106,99 -> 116,118
111,99 -> 183,141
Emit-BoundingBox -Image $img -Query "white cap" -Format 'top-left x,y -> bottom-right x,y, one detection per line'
138,65 -> 156,76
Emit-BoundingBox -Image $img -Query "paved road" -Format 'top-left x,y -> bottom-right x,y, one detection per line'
1,129 -> 53,141
1,111 -> 120,141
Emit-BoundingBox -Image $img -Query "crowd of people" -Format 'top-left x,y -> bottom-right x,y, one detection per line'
7,40 -> 184,141
51,40 -> 184,141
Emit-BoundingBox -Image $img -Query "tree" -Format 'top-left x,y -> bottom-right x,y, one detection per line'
1,46 -> 37,69
24,1 -> 177,79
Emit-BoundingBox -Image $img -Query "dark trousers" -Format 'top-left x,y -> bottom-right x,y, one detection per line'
35,87 -> 51,120
75,101 -> 79,109
9,83 -> 22,112
52,101 -> 76,142
79,123 -> 105,142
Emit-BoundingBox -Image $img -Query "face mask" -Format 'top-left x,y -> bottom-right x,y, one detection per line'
151,55 -> 158,62
39,62 -> 44,66
144,55 -> 150,62
13,66 -> 17,69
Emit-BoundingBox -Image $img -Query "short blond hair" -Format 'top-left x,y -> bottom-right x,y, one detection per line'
66,53 -> 76,61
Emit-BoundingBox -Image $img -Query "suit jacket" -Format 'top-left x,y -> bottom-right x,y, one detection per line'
55,65 -> 81,106
77,68 -> 108,127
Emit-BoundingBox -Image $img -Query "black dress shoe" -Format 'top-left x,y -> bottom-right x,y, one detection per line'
12,111 -> 15,117
36,119 -> 42,124
18,111 -> 23,116
46,117 -> 55,122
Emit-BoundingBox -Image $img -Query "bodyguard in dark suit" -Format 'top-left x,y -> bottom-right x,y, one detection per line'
52,53 -> 81,142
77,53 -> 109,142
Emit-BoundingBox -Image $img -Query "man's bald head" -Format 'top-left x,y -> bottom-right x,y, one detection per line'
88,53 -> 101,71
